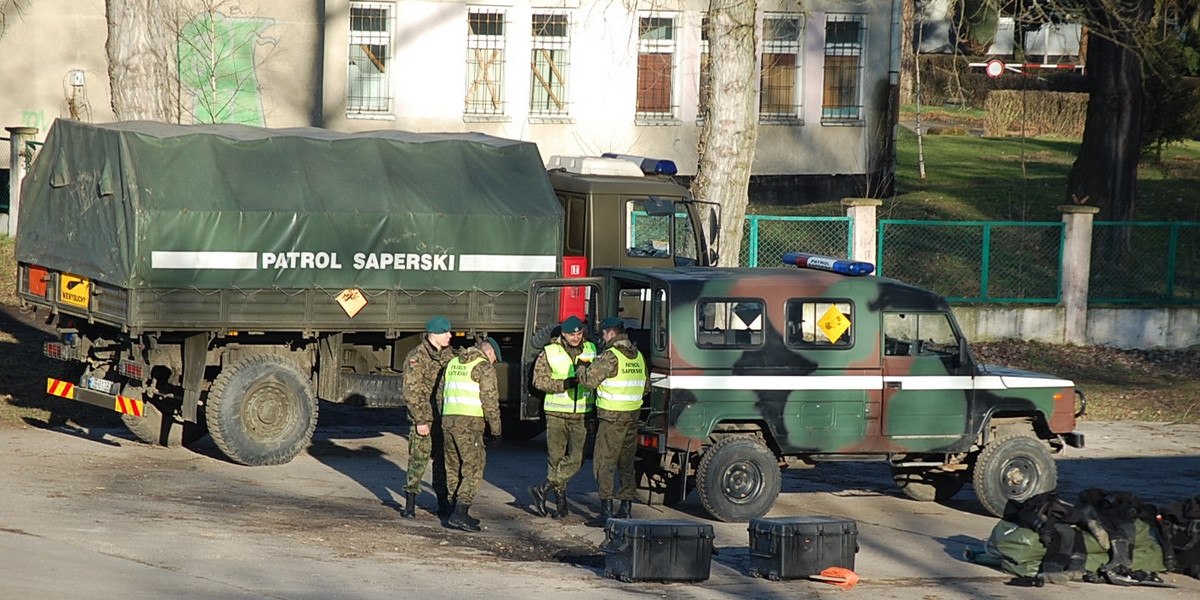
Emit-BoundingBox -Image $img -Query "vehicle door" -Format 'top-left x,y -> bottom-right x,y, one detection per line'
881,311 -> 972,451
521,277 -> 606,421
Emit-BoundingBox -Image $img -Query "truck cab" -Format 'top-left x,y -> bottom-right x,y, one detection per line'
524,257 -> 1085,521
546,155 -> 719,271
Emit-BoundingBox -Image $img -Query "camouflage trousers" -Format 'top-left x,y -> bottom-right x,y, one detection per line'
544,412 -> 589,492
593,411 -> 638,501
405,425 -> 447,502
443,417 -> 487,506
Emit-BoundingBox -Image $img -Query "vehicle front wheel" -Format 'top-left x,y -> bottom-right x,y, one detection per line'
892,466 -> 966,502
206,354 -> 318,466
971,434 -> 1057,517
695,436 -> 781,522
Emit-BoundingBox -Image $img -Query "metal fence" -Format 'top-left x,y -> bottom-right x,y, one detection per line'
738,215 -> 851,267
876,220 -> 1063,302
1090,222 -> 1200,304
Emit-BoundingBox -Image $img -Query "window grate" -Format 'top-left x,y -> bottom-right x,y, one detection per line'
822,14 -> 864,122
530,12 -> 570,116
466,8 -> 507,116
760,15 -> 803,122
636,13 -> 678,121
347,2 -> 395,115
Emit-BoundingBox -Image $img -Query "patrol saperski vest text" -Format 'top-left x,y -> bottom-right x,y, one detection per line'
595,346 -> 647,412
442,355 -> 487,417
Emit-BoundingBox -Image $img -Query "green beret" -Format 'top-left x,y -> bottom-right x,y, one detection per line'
600,316 -> 624,330
560,315 -> 584,334
483,337 -> 502,362
425,316 -> 451,334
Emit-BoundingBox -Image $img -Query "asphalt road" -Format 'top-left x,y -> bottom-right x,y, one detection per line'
2,415 -> 1198,600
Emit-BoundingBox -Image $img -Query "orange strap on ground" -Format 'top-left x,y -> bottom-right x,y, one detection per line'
813,566 -> 860,589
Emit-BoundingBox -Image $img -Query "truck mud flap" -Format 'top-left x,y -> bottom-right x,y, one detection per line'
46,378 -> 145,416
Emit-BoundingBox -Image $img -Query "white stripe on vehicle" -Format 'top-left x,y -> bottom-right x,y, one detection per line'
653,374 -> 1072,391
458,254 -> 557,273
151,251 -> 258,269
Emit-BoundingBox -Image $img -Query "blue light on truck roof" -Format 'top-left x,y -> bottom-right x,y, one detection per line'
782,252 -> 875,276
601,153 -> 678,176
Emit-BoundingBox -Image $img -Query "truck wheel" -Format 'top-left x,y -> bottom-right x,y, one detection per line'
696,436 -> 781,522
121,401 -> 207,448
206,354 -> 318,466
972,434 -> 1057,517
892,466 -> 966,502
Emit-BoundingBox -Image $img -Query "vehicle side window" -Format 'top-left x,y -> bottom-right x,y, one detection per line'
785,299 -> 853,348
697,299 -> 763,347
884,312 -> 959,357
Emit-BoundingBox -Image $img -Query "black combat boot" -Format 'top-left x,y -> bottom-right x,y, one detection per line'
527,481 -> 550,517
401,492 -> 417,518
614,499 -> 632,519
448,503 -> 482,532
436,494 -> 454,519
586,499 -> 613,528
551,488 -> 569,519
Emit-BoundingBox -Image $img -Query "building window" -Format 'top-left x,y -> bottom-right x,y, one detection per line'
697,16 -> 710,123
822,14 -> 864,122
530,12 -> 570,117
637,13 -> 678,121
347,2 -> 394,115
466,7 -> 506,117
760,15 -> 802,123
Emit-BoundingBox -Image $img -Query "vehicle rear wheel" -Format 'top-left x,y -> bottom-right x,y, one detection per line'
501,413 -> 546,441
972,434 -> 1057,517
696,436 -> 781,522
892,466 -> 966,502
206,354 -> 317,466
121,400 -> 207,447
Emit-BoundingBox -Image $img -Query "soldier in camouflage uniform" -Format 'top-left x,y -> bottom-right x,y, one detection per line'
577,317 -> 648,527
439,337 -> 503,532
401,316 -> 455,519
527,315 -> 597,519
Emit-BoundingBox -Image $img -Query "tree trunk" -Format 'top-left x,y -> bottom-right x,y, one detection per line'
107,0 -> 172,121
1066,3 -> 1147,222
692,0 -> 758,268
899,0 -> 915,105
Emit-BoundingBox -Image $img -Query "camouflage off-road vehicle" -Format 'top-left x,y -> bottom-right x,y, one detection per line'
524,258 -> 1085,521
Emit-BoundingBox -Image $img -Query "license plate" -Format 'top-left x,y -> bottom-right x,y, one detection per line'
87,376 -> 117,394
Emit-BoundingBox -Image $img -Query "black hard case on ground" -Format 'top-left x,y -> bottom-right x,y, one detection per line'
600,518 -> 714,582
748,515 -> 859,580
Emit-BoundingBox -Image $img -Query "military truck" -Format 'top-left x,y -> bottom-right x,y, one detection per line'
16,119 -> 717,466
523,257 -> 1085,520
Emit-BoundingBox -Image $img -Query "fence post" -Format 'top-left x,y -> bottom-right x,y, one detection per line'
1058,204 -> 1099,344
841,198 -> 882,265
5,126 -> 39,238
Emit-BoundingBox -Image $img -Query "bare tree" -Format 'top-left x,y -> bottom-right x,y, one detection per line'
171,0 -> 276,125
691,0 -> 759,268
0,0 -> 33,41
107,0 -> 173,121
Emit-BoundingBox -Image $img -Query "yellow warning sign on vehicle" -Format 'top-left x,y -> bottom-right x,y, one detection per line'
817,304 -> 851,344
59,273 -> 90,309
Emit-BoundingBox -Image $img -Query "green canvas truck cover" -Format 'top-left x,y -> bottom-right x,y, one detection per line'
17,119 -> 563,291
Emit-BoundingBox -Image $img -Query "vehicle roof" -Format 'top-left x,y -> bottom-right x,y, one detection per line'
546,170 -> 691,197
598,266 -> 951,311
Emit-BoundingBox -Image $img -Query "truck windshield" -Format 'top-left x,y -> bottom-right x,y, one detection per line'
626,199 -> 700,265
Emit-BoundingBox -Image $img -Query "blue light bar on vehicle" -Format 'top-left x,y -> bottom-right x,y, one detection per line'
782,252 -> 875,276
600,152 -> 678,176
